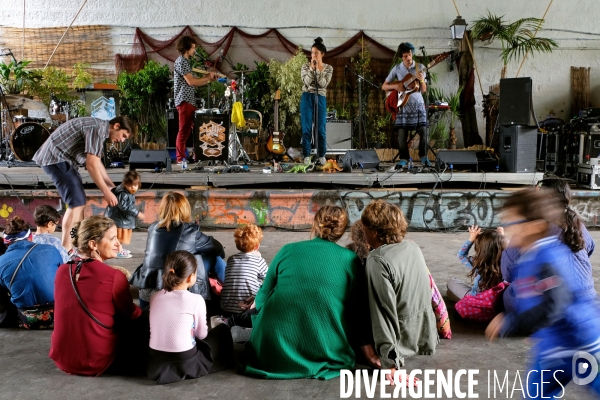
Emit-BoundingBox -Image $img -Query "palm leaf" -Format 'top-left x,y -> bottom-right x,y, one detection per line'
471,12 -> 505,43
501,37 -> 558,64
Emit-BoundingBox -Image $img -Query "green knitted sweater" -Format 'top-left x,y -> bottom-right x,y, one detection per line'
242,237 -> 363,379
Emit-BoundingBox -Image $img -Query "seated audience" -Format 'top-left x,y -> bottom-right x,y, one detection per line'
361,200 -> 438,385
130,191 -> 226,309
219,223 -> 268,328
50,215 -> 147,376
0,216 -> 62,329
32,204 -> 69,263
346,220 -> 371,265
242,205 -> 367,379
147,250 -> 233,384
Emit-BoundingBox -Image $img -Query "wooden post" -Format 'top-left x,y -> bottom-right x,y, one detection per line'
458,32 -> 483,147
571,67 -> 590,118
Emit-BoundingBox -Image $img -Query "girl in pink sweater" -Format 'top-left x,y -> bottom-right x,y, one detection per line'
147,250 -> 233,384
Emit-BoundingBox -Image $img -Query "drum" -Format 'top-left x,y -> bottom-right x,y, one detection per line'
10,122 -> 50,162
12,116 -> 46,129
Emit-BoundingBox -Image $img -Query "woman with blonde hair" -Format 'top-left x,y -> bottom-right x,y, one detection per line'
50,215 -> 145,376
242,205 -> 369,380
130,191 -> 225,308
361,200 -> 438,385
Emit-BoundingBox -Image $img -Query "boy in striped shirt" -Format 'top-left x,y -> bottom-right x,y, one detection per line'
219,224 -> 268,328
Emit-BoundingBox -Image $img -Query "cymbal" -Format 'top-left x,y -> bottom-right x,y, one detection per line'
4,95 -> 46,110
231,69 -> 254,74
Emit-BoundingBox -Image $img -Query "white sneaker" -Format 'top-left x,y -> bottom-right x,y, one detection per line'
303,157 -> 311,165
318,157 -> 327,165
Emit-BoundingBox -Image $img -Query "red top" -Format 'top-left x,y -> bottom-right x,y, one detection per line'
49,259 -> 141,376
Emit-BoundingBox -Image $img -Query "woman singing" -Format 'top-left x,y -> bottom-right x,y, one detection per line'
300,37 -> 333,165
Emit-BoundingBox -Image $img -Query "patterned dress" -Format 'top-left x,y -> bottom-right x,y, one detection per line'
385,62 -> 427,130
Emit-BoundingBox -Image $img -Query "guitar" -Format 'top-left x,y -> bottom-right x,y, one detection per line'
386,51 -> 453,110
266,89 -> 286,155
192,67 -> 227,79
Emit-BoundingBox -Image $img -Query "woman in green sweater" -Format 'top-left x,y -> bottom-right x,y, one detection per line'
242,205 -> 366,379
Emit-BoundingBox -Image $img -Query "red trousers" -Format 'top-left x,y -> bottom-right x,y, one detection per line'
176,102 -> 196,162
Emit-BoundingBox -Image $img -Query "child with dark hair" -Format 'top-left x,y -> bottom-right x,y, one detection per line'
502,178 -> 595,314
147,250 -> 233,385
218,224 -> 268,328
486,188 -> 600,396
447,225 -> 505,301
32,204 -> 69,263
104,171 -> 144,259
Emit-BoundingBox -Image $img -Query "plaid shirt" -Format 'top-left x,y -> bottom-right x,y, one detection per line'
33,117 -> 109,167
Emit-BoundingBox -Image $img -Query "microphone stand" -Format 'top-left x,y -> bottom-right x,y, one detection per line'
312,60 -> 320,163
345,65 -> 379,149
420,46 -> 435,165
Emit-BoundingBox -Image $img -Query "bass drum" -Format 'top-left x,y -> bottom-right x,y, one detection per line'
10,122 -> 50,162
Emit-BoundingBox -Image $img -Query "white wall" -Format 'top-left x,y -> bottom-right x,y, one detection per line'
2,0 -> 600,142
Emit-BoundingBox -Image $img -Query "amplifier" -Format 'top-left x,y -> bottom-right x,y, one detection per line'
580,108 -> 600,118
577,163 -> 600,189
129,149 -> 172,172
326,120 -> 352,152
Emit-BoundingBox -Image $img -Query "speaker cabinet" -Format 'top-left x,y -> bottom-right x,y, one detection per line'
341,149 -> 380,170
167,108 -> 193,148
326,121 -> 352,151
435,150 -> 478,172
194,112 -> 230,162
498,125 -> 537,172
129,149 -> 172,172
499,77 -> 532,126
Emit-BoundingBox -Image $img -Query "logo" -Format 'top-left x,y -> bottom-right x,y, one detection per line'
572,351 -> 599,385
21,125 -> 35,134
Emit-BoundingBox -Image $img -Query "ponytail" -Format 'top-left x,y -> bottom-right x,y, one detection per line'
161,250 -> 198,291
563,208 -> 585,253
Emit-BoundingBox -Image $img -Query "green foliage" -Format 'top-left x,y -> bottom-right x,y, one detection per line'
71,62 -> 93,90
430,118 -> 449,146
0,60 -> 34,94
447,86 -> 463,129
427,87 -> 446,104
368,113 -> 391,144
26,67 -> 71,105
245,61 -> 271,116
117,60 -> 172,142
263,49 -> 308,137
471,11 -> 558,73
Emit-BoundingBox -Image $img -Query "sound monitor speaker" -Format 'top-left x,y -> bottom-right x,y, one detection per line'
499,77 -> 532,126
167,108 -> 193,148
341,149 -> 380,170
435,150 -> 478,172
326,121 -> 352,151
498,125 -> 537,172
129,149 -> 172,172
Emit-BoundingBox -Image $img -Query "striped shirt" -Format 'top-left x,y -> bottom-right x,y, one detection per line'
33,117 -> 109,167
301,63 -> 333,96
32,233 -> 69,264
220,252 -> 268,313
173,55 -> 196,107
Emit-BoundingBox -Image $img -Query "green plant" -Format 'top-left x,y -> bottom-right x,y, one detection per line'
471,11 -> 558,78
263,48 -> 308,138
72,62 -> 93,90
430,119 -> 449,147
447,86 -> 463,130
117,60 -> 172,143
427,87 -> 446,105
26,67 -> 71,105
0,60 -> 34,94
368,113 -> 391,144
245,61 -> 270,116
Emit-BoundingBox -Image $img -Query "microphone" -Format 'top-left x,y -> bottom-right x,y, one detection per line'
313,60 -> 317,66
419,46 -> 425,50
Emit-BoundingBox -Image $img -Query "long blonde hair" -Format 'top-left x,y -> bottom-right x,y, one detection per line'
157,191 -> 192,230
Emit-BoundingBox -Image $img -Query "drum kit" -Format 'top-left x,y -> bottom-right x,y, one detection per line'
0,93 -> 76,164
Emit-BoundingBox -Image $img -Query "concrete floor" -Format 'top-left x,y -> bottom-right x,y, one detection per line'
2,229 -> 600,399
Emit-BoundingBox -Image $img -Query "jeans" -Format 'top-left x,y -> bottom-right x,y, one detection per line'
300,92 -> 327,157
396,126 -> 427,161
176,102 -> 196,162
203,255 -> 226,283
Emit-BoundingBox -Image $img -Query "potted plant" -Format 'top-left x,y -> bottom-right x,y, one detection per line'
429,119 -> 449,150
447,86 -> 463,149
0,60 -> 34,94
367,113 -> 390,148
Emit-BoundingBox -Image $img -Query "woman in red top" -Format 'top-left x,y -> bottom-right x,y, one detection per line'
50,215 -> 145,376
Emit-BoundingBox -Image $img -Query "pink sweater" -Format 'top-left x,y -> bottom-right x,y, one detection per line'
149,289 -> 208,353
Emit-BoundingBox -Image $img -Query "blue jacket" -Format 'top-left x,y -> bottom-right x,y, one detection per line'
500,236 -> 600,352
0,241 -> 63,308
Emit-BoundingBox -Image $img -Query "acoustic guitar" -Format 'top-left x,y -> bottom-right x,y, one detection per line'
386,51 -> 453,111
266,90 -> 286,155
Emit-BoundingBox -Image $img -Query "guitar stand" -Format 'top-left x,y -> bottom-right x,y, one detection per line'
228,124 -> 252,165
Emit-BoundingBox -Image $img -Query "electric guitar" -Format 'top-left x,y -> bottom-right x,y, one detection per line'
386,51 -> 453,110
266,90 -> 286,155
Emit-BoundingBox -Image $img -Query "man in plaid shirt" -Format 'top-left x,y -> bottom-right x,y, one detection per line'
33,116 -> 133,253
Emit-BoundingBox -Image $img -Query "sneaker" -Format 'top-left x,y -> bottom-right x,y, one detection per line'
116,249 -> 132,259
397,159 -> 408,167
421,157 -> 432,167
210,316 -> 231,329
303,157 -> 311,165
318,157 -> 327,165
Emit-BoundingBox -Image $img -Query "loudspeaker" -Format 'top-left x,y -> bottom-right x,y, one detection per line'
499,77 -> 532,126
194,112 -> 230,162
326,121 -> 352,151
435,150 -> 478,172
129,149 -> 172,172
167,108 -> 193,148
498,125 -> 537,172
341,149 -> 380,170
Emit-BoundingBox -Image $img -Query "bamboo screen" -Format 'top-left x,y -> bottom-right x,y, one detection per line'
0,25 -> 114,82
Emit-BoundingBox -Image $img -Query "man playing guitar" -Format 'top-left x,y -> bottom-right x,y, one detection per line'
382,42 -> 429,167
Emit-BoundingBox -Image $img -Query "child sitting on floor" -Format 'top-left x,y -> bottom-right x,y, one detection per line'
104,171 -> 144,259
32,205 -> 69,263
447,225 -> 505,302
147,250 -> 233,385
218,224 -> 268,328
